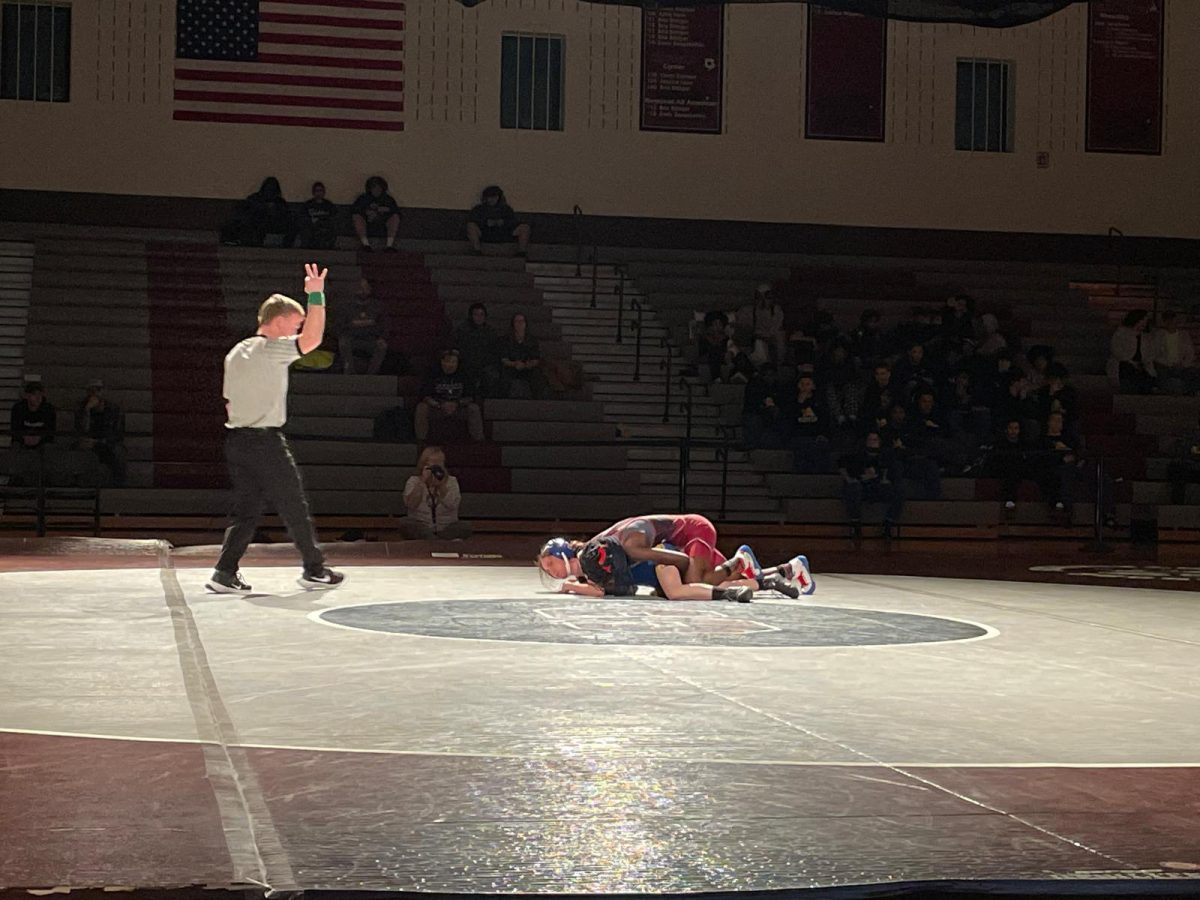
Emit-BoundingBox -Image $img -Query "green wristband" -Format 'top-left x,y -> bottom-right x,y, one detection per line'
306,291 -> 325,307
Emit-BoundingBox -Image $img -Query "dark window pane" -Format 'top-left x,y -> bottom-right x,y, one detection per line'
34,3 -> 51,101
517,35 -> 533,129
547,38 -> 562,130
954,60 -> 972,150
971,62 -> 988,151
1,4 -> 19,100
52,4 -> 68,101
18,4 -> 36,101
500,34 -> 518,129
985,61 -> 1003,151
532,36 -> 548,130
999,63 -> 1009,151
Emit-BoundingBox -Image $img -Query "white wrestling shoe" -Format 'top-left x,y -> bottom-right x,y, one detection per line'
781,555 -> 815,596
730,544 -> 763,581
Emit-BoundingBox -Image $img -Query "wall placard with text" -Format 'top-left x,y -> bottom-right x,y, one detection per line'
1086,0 -> 1163,154
641,6 -> 723,134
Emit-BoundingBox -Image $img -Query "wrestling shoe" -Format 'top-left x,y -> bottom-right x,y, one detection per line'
761,574 -> 801,599
780,555 -> 816,596
298,567 -> 345,591
714,586 -> 753,603
730,544 -> 763,581
205,570 -> 253,595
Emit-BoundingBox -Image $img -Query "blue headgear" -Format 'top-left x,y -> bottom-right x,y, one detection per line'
538,537 -> 576,590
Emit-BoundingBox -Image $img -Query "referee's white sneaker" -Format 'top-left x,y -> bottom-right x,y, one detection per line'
205,570 -> 254,595
298,567 -> 345,591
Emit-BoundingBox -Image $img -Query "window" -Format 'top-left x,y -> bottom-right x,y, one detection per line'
955,59 -> 1011,152
0,2 -> 70,102
500,33 -> 563,131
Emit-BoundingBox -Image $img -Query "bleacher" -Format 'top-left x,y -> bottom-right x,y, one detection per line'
3,223 -> 1200,544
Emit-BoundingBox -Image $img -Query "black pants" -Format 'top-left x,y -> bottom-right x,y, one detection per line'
216,429 -> 325,575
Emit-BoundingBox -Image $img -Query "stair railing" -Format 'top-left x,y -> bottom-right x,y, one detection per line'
658,336 -> 673,407
614,264 -> 627,344
573,205 -> 585,277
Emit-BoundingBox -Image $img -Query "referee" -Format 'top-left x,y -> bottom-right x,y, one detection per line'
206,263 -> 344,594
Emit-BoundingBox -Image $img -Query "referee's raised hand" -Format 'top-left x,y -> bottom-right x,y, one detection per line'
304,262 -> 328,294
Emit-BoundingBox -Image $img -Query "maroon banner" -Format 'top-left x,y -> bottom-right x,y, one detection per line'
1086,0 -> 1163,155
640,6 -> 723,134
805,6 -> 887,141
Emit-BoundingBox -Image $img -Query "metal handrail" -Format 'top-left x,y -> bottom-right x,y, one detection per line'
573,205 -> 584,276
589,245 -> 599,308
614,264 -> 627,344
629,293 -> 644,381
658,335 -> 673,407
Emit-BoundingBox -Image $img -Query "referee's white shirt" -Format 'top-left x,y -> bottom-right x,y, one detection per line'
223,335 -> 302,429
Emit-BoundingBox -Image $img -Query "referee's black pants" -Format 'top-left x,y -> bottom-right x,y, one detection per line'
216,428 -> 325,576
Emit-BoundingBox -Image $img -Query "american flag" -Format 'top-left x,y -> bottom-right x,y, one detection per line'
174,0 -> 404,131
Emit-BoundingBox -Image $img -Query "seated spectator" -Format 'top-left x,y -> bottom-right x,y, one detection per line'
976,312 -> 1007,357
783,372 -> 833,473
1107,310 -> 1155,394
467,185 -> 530,257
74,379 -> 126,486
884,401 -> 940,499
944,368 -> 991,453
742,363 -> 786,449
861,363 -> 896,433
997,372 -> 1040,441
889,306 -> 938,358
849,309 -> 887,369
696,311 -> 753,383
819,341 -> 863,434
1151,311 -> 1199,395
352,175 -> 401,252
1023,345 -> 1054,392
736,284 -> 786,363
1034,363 -> 1078,438
940,293 -> 977,360
909,388 -> 965,475
500,313 -> 544,399
891,342 -> 937,403
414,349 -> 485,443
11,378 -> 56,446
6,380 -> 56,484
455,303 -> 502,398
1033,410 -> 1080,515
839,430 -> 904,541
299,181 -> 338,250
220,176 -> 296,248
986,419 -> 1030,511
1168,414 -> 1200,504
401,446 -> 473,540
337,279 -> 388,375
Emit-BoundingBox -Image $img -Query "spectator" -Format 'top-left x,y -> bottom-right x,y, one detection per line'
500,313 -> 544,399
352,175 -> 401,252
220,176 -> 296,248
839,430 -> 904,541
861,363 -> 896,433
986,419 -> 1034,511
414,349 -> 484,443
337,279 -> 388,375
940,293 -> 976,359
909,388 -> 964,476
1024,345 -> 1054,392
1034,410 -> 1080,515
819,341 -> 863,434
299,181 -> 338,250
849,309 -> 887,369
401,446 -> 473,540
696,310 -> 753,383
1151,311 -> 1199,395
945,368 -> 991,453
74,379 -> 126,486
1168,414 -> 1200,504
742,363 -> 786,449
976,312 -> 1007,357
467,185 -> 531,257
11,380 -> 56,449
997,372 -> 1040,441
783,371 -> 833,473
455,303 -> 502,398
1108,310 -> 1155,394
736,284 -> 786,363
891,342 -> 936,403
884,401 -> 940,499
1034,363 -> 1078,437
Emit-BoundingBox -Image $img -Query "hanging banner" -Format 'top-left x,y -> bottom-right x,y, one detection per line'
805,5 -> 887,141
1086,0 -> 1163,154
640,6 -> 724,134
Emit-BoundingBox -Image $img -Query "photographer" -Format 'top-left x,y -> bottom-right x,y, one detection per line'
401,446 -> 472,540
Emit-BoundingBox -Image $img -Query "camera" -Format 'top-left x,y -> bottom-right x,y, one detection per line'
427,464 -> 447,480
